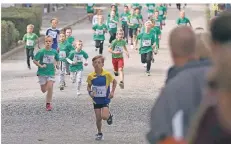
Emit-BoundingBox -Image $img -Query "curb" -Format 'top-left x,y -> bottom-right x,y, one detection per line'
1,15 -> 88,61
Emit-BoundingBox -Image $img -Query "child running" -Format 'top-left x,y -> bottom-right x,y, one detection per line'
58,32 -> 73,90
92,15 -> 107,55
108,30 -> 129,89
146,3 -> 156,17
21,24 -> 40,69
65,27 -> 75,75
66,40 -> 88,96
33,36 -> 59,111
46,18 -> 60,51
87,55 -> 117,141
107,10 -> 119,45
151,20 -> 162,55
136,21 -> 156,76
92,9 -> 103,26
120,5 -> 130,43
156,4 -> 167,27
86,3 -> 95,21
176,11 -> 192,27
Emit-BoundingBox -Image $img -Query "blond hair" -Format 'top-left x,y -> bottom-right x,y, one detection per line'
27,24 -> 34,29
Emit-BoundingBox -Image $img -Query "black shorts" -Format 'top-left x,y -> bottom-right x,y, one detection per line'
93,103 -> 109,109
129,28 -> 138,38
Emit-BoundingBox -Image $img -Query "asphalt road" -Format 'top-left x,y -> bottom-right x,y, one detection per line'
1,4 -> 207,144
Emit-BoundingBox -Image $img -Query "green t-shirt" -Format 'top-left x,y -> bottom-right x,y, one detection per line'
67,50 -> 89,72
128,15 -> 140,29
23,33 -> 39,49
92,24 -> 107,41
107,16 -> 119,33
58,41 -> 73,62
136,14 -> 143,27
137,32 -> 155,54
86,4 -> 94,13
156,6 -> 166,17
111,39 -> 126,58
66,36 -> 75,44
120,12 -> 130,26
152,17 -> 163,29
146,4 -> 156,13
177,17 -> 190,26
34,48 -> 59,76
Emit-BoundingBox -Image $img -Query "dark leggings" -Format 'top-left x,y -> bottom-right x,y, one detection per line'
122,25 -> 129,41
109,31 -> 116,44
26,48 -> 34,67
95,40 -> 104,54
141,51 -> 153,71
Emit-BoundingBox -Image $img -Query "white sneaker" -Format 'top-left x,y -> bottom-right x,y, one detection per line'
143,63 -> 147,68
77,92 -> 81,96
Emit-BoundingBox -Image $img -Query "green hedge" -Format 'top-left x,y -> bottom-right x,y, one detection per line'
1,6 -> 42,40
1,20 -> 20,54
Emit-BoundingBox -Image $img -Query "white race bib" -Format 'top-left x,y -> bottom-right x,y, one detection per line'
155,21 -> 160,26
48,31 -> 57,38
149,5 -> 154,9
122,16 -> 128,21
43,55 -> 55,64
26,40 -> 34,46
114,45 -> 123,52
142,40 -> 151,47
92,85 -> 107,97
180,23 -> 187,25
109,23 -> 116,28
59,51 -> 66,58
88,3 -> 93,6
159,10 -> 163,15
131,18 -> 138,24
74,54 -> 83,63
96,29 -> 104,35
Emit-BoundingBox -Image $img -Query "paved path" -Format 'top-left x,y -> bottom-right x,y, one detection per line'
1,4 -> 207,144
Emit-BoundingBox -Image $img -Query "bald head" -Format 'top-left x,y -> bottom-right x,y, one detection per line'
169,26 -> 196,57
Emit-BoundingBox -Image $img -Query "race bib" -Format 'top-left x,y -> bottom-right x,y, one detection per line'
88,3 -> 93,6
74,54 -> 83,63
92,85 -> 107,97
149,5 -> 154,9
142,40 -> 151,47
43,55 -> 55,64
96,29 -> 104,35
122,16 -> 128,21
109,23 -> 116,28
180,22 -> 187,25
131,18 -> 138,24
155,21 -> 161,26
59,51 -> 66,58
26,40 -> 34,46
48,31 -> 57,38
114,45 -> 123,53
159,10 -> 163,15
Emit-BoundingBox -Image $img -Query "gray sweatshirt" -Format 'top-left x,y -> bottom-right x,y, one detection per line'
146,59 -> 212,144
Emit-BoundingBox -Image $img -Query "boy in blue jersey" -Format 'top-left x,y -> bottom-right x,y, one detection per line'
87,55 -> 117,141
46,18 -> 60,51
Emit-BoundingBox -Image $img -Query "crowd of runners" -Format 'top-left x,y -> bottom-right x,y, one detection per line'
17,3 -> 210,142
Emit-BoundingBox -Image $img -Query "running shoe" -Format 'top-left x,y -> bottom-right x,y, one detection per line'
152,58 -> 155,63
146,71 -> 151,76
107,113 -> 113,125
77,91 -> 81,96
143,63 -> 147,68
95,133 -> 103,140
46,103 -> 52,111
119,81 -> 124,89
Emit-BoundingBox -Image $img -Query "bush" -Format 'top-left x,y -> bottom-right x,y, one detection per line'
1,20 -> 20,54
1,6 -> 43,40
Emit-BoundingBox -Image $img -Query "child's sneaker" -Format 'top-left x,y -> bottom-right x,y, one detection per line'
95,133 -> 103,141
119,81 -> 124,89
107,113 -> 113,125
146,71 -> 151,76
77,91 -> 81,96
46,103 -> 52,111
143,63 -> 147,68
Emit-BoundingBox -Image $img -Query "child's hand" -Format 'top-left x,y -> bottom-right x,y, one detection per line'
40,64 -> 46,68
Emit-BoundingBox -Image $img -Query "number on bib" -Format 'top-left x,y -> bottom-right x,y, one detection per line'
109,23 -> 116,28
159,10 -> 163,15
122,16 -> 128,21
142,40 -> 151,47
26,40 -> 34,46
74,54 -> 83,63
131,18 -> 138,24
114,45 -> 123,53
59,51 -> 66,58
43,55 -> 55,64
155,21 -> 160,26
48,31 -> 57,38
92,85 -> 107,97
149,5 -> 154,9
96,29 -> 104,35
